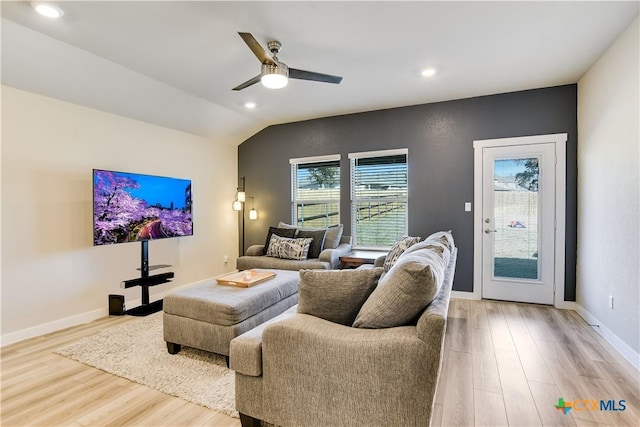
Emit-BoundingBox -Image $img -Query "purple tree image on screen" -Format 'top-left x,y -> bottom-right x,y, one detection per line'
93,170 -> 192,246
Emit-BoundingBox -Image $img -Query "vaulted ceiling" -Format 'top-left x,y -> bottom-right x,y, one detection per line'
2,1 -> 638,144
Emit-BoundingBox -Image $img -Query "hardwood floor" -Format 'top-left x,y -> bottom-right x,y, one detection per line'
433,299 -> 640,427
1,300 -> 638,426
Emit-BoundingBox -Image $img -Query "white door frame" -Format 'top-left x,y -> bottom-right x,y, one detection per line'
472,133 -> 568,308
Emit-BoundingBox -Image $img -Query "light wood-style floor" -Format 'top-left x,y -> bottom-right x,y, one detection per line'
1,299 -> 638,426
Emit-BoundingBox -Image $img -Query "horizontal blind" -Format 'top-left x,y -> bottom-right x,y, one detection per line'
351,152 -> 408,247
291,157 -> 340,228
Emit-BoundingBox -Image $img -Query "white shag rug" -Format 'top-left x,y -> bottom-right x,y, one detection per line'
55,312 -> 238,418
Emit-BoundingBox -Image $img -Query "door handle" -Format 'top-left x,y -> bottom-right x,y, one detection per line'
484,228 -> 497,234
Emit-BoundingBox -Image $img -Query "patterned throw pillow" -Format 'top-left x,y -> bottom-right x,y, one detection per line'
383,235 -> 421,272
424,230 -> 454,251
264,227 -> 297,253
266,235 -> 313,260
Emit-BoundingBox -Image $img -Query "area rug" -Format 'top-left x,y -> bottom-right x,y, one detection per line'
55,312 -> 238,418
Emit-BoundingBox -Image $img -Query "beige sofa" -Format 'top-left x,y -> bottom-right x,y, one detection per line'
230,237 -> 457,427
237,223 -> 352,271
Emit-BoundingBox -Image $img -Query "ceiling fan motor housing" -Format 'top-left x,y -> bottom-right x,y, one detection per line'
261,61 -> 288,78
261,61 -> 289,89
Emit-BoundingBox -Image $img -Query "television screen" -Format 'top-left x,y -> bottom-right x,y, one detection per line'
93,169 -> 193,246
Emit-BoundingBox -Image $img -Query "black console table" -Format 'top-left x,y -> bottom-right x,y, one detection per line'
121,240 -> 173,316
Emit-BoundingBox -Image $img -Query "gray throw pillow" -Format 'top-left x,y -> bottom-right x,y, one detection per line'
264,227 -> 297,253
382,235 -> 421,272
353,247 -> 446,329
297,268 -> 383,326
323,224 -> 344,249
266,235 -> 313,260
296,229 -> 326,259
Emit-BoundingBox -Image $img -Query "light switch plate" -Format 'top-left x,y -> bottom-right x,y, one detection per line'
464,202 -> 472,212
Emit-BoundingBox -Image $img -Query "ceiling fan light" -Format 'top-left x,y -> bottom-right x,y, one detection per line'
31,2 -> 64,18
261,63 -> 289,89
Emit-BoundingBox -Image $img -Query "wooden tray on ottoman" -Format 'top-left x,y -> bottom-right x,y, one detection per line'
216,270 -> 277,288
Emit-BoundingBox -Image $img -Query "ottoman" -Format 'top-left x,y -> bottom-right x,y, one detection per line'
163,269 -> 300,361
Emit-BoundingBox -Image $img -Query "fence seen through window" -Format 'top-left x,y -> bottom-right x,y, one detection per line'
351,151 -> 408,247
291,158 -> 340,229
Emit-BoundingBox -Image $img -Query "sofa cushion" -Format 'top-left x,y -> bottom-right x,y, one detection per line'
266,235 -> 313,260
353,246 -> 446,329
297,268 -> 383,326
264,227 -> 297,253
296,229 -> 326,259
236,256 -> 331,271
383,235 -> 421,272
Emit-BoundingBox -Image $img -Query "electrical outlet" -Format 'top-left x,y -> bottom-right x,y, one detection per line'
224,255 -> 229,264
609,295 -> 614,310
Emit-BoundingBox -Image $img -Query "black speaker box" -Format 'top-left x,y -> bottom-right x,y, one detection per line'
109,294 -> 125,316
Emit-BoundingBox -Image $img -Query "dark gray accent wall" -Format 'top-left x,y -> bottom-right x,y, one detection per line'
238,85 -> 577,300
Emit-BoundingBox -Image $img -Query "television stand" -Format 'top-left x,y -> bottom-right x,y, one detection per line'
121,241 -> 173,317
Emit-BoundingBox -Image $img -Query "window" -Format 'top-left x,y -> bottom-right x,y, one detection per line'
290,155 -> 340,228
349,149 -> 408,248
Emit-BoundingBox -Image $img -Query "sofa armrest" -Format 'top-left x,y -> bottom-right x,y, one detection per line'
318,242 -> 352,269
260,314 -> 440,425
230,306 -> 297,376
246,244 -> 265,256
374,255 -> 386,268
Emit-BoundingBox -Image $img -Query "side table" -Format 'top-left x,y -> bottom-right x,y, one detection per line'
339,250 -> 388,269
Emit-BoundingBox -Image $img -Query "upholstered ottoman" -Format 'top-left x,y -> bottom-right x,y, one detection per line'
163,269 -> 300,362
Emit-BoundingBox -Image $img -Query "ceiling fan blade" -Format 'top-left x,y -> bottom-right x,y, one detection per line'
238,32 -> 276,65
232,75 -> 261,91
289,68 -> 342,84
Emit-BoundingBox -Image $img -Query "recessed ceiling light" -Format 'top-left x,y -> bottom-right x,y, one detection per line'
421,68 -> 437,78
31,2 -> 64,18
244,102 -> 257,109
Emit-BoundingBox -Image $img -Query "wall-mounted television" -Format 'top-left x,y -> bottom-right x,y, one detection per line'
93,169 -> 193,246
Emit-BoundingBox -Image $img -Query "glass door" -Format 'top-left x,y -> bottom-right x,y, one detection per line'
481,143 -> 556,304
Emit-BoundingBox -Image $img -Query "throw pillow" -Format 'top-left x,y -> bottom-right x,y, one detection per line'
264,226 -> 297,253
296,229 -> 326,259
277,221 -> 344,250
353,247 -> 446,329
266,235 -> 313,260
424,230 -> 454,251
297,268 -> 384,326
403,239 -> 451,266
323,224 -> 344,249
382,235 -> 421,272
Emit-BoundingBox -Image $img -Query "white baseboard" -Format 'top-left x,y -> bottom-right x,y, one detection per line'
574,303 -> 640,371
451,290 -> 480,300
0,278 -> 214,348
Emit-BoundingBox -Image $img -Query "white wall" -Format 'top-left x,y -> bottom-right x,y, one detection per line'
577,16 -> 639,367
1,86 -> 239,343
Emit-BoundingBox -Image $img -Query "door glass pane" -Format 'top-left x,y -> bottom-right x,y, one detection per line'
493,158 -> 539,280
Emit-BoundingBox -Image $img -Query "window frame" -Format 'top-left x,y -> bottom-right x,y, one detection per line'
349,148 -> 409,249
290,154 -> 341,229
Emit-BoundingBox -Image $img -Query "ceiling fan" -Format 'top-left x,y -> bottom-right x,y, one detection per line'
232,32 -> 343,91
